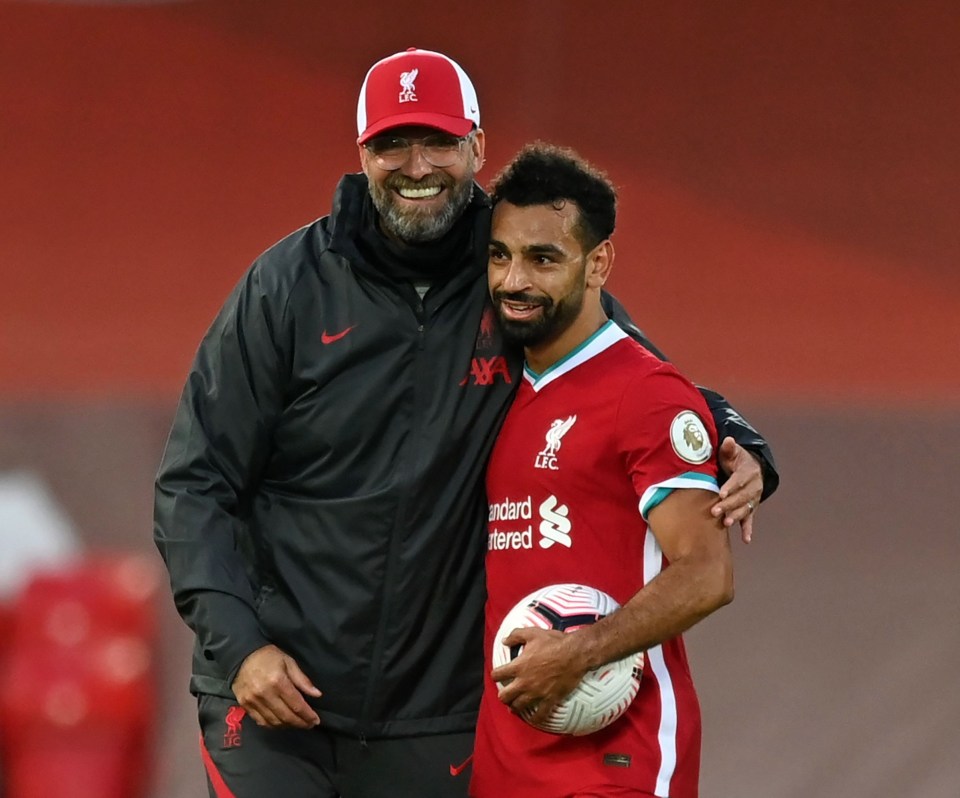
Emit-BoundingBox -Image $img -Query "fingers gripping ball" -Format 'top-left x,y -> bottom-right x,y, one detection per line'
492,584 -> 643,736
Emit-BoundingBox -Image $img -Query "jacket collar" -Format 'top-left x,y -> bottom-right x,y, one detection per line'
327,173 -> 491,294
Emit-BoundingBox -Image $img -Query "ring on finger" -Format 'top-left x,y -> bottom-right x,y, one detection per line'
746,500 -> 756,512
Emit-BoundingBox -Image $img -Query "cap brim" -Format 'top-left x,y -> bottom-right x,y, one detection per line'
358,113 -> 475,144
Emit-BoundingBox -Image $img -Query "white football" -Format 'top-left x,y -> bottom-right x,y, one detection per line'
492,583 -> 643,736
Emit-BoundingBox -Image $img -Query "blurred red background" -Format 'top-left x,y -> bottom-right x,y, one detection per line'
2,0 -> 958,406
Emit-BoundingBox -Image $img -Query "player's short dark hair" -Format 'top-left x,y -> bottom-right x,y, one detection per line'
489,142 -> 617,251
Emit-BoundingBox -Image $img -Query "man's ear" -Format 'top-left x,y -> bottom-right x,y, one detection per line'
357,142 -> 370,175
471,128 -> 486,174
586,240 -> 615,288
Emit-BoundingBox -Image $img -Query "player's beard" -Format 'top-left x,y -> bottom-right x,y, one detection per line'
369,166 -> 476,244
493,271 -> 586,349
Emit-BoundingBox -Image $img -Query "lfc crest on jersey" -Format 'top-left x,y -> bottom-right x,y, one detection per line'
535,415 -> 577,470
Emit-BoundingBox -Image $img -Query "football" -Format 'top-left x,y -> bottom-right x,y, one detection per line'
492,583 -> 643,736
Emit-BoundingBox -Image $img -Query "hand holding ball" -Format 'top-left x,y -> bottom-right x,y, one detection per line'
492,584 -> 643,736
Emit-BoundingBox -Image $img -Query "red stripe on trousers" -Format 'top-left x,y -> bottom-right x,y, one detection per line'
199,732 -> 238,798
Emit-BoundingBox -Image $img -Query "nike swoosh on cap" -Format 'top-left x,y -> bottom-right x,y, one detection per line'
321,326 -> 356,344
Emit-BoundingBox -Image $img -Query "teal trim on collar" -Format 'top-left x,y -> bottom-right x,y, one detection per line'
524,320 -> 618,384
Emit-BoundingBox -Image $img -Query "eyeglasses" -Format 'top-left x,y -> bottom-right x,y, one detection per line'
364,133 -> 469,170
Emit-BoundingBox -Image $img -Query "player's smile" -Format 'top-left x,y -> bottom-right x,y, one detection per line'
497,295 -> 548,322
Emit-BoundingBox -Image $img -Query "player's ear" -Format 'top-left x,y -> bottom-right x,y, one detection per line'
586,240 -> 614,288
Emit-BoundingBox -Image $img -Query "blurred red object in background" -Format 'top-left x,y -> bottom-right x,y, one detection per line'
0,554 -> 163,798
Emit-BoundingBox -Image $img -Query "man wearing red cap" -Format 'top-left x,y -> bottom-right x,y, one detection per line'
155,48 -> 778,798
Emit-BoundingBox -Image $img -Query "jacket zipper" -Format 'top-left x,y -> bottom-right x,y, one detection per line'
359,291 -> 429,730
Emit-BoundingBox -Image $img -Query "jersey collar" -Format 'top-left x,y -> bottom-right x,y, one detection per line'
523,320 -> 627,392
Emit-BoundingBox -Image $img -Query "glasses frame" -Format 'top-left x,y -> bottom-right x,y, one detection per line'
364,133 -> 471,171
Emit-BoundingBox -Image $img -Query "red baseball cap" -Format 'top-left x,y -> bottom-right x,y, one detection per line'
357,48 -> 480,144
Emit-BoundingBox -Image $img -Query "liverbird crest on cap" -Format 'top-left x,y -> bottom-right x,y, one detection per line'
357,48 -> 480,143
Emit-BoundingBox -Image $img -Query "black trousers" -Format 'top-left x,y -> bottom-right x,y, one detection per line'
198,694 -> 474,798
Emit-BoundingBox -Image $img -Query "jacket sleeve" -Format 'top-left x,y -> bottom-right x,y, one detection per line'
153,263 -> 289,682
601,291 -> 780,501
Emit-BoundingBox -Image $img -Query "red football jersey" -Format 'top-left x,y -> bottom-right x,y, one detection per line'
471,322 -> 720,798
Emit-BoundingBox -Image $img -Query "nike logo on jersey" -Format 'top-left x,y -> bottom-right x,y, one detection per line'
321,326 -> 356,344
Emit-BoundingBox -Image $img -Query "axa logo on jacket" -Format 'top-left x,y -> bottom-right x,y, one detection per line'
460,306 -> 513,386
460,356 -> 511,386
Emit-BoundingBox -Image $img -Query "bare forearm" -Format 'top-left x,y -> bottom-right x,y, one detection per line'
490,491 -> 735,718
574,553 -> 733,672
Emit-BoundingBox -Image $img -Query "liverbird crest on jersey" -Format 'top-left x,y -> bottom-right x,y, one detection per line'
399,68 -> 419,103
535,415 -> 577,470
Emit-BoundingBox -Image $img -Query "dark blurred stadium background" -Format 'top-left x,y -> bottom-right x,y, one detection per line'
0,1 -> 957,796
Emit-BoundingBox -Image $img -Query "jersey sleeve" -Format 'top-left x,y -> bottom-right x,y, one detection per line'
602,288 -> 779,502
614,362 -> 720,521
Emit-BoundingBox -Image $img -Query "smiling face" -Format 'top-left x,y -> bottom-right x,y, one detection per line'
359,125 -> 485,243
488,200 -> 613,369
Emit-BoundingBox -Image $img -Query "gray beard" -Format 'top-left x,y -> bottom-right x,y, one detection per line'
369,176 -> 475,243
